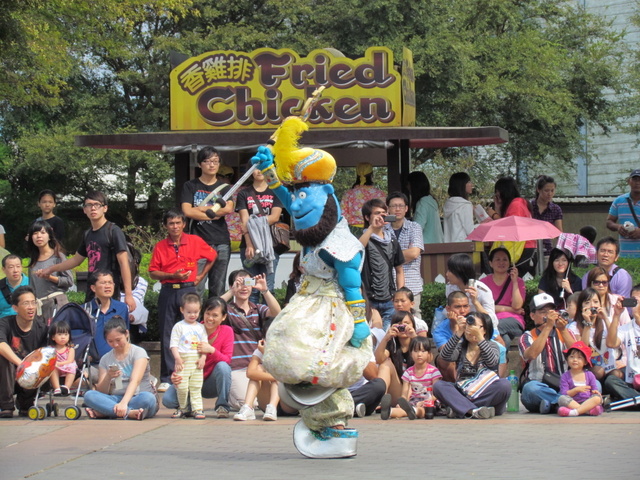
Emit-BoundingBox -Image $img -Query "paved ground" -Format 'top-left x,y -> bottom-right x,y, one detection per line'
1,397 -> 639,480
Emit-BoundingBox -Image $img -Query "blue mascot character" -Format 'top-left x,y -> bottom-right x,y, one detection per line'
251,117 -> 371,458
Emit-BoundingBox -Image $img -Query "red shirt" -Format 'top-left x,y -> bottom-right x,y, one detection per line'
149,233 -> 217,284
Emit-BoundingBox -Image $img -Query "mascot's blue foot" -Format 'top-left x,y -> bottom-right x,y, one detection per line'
278,382 -> 336,410
293,420 -> 358,458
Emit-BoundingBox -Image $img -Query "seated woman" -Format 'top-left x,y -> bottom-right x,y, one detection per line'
84,316 -> 158,420
569,283 -> 629,383
432,312 -> 511,419
482,247 -> 525,351
538,248 -> 582,310
374,311 -> 418,405
162,297 -> 234,418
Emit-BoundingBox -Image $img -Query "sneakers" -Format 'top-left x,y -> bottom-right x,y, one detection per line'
558,406 -> 578,417
263,404 -> 277,421
397,397 -> 417,420
589,405 -> 604,416
157,383 -> 171,393
470,406 -> 495,419
354,403 -> 366,418
234,404 -> 256,421
215,406 -> 229,419
539,399 -> 552,414
380,394 -> 392,420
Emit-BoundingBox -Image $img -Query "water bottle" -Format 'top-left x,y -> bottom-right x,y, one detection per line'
424,386 -> 435,420
243,249 -> 262,268
507,370 -> 519,412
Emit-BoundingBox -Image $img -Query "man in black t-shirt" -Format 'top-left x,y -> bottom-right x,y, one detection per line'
360,199 -> 405,331
0,286 -> 48,418
36,191 -> 136,312
181,146 -> 234,298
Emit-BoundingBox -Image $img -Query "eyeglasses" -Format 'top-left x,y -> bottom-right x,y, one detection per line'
19,301 -> 37,307
83,202 -> 104,210
201,157 -> 220,166
388,204 -> 406,209
592,280 -> 609,286
96,281 -> 115,286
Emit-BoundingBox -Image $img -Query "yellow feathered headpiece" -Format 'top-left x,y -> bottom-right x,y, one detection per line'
272,116 -> 336,184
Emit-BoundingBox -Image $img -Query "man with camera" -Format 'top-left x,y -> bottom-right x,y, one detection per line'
149,208 -> 217,392
519,293 -> 576,413
360,198 -> 405,331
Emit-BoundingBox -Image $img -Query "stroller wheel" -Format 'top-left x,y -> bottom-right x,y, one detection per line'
28,407 -> 39,420
37,407 -> 46,420
65,406 -> 81,420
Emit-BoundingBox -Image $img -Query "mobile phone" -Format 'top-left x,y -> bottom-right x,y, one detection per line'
243,277 -> 256,287
108,364 -> 120,372
383,215 -> 397,222
468,279 -> 477,288
622,297 -> 638,308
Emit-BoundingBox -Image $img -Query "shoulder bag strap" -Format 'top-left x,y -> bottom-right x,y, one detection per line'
494,277 -> 511,305
0,278 -> 11,304
626,197 -> 640,227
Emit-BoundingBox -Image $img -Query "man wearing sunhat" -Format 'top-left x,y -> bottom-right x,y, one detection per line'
518,293 -> 576,413
606,168 -> 640,258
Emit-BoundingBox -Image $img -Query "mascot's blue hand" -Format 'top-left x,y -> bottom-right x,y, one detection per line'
251,145 -> 274,170
350,322 -> 370,348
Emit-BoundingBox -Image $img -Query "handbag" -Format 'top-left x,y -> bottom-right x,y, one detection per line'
542,371 -> 561,391
271,222 -> 291,255
456,367 -> 500,400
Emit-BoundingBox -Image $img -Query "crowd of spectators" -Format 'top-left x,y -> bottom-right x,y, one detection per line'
2,157 -> 640,421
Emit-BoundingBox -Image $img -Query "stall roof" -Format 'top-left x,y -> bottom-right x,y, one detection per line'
75,126 -> 508,151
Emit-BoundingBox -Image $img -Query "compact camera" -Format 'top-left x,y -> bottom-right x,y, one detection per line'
396,324 -> 406,332
468,279 -> 477,288
590,307 -> 598,315
243,278 -> 256,287
466,315 -> 476,326
383,215 -> 397,223
559,310 -> 570,320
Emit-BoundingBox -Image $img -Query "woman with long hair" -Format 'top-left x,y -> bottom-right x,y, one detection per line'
486,176 -> 537,277
538,248 -> 582,309
27,220 -> 73,321
406,171 -> 443,244
443,172 -> 474,243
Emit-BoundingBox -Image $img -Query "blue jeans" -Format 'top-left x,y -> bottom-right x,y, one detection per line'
369,299 -> 395,331
520,381 -> 560,413
84,391 -> 158,418
240,249 -> 280,304
197,244 -> 231,298
162,361 -> 232,411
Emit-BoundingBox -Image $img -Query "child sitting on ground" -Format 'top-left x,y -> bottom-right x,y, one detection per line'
234,338 -> 281,421
558,341 -> 603,417
380,337 -> 441,420
170,293 -> 207,419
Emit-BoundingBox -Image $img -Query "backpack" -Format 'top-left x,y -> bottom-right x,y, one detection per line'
84,222 -> 141,292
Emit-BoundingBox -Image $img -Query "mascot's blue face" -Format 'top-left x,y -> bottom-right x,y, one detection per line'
290,183 -> 337,230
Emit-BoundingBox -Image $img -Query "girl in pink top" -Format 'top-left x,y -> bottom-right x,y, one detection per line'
48,320 -> 76,396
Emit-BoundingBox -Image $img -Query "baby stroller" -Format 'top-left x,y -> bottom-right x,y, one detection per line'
29,303 -> 96,420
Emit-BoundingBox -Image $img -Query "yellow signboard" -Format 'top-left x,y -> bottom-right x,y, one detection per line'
170,46 -> 405,130
402,47 -> 416,127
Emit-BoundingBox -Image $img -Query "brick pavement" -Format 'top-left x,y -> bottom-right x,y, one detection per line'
1,401 -> 639,480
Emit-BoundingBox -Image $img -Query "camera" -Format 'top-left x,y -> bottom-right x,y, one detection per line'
244,277 -> 256,287
108,364 -> 120,372
622,297 -> 638,308
559,310 -> 570,320
466,315 -> 476,326
468,279 -> 477,288
383,215 -> 397,223
590,307 -> 598,315
396,324 -> 406,332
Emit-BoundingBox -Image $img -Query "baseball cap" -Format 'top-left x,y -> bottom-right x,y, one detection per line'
563,341 -> 593,367
630,169 -> 640,178
529,293 -> 556,312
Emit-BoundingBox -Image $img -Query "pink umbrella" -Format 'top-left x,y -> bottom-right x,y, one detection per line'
466,216 -> 562,242
556,233 -> 597,264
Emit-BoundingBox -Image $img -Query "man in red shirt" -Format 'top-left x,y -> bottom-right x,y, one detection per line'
149,208 -> 217,391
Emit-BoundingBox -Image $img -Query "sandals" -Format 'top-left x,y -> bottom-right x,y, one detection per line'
193,411 -> 205,420
171,409 -> 186,419
53,388 -> 62,396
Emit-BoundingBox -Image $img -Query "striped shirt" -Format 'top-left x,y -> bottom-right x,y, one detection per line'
227,301 -> 269,370
389,219 -> 424,296
609,193 -> 640,258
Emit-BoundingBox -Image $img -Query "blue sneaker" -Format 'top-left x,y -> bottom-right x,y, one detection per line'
539,399 -> 551,414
